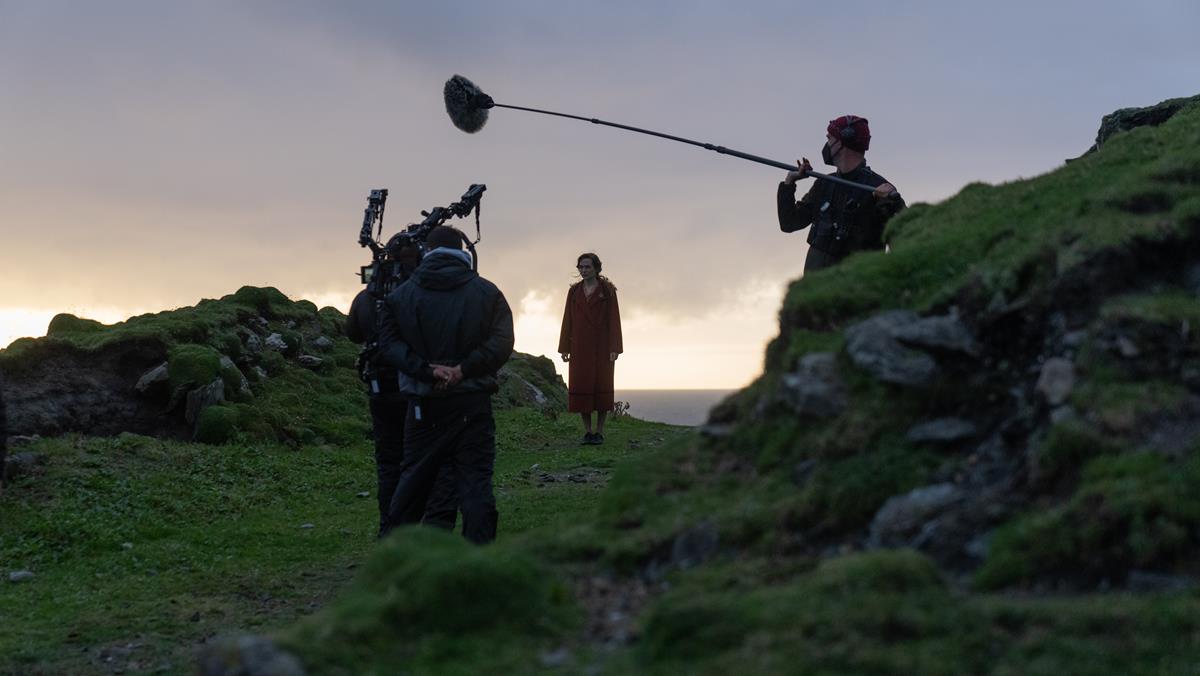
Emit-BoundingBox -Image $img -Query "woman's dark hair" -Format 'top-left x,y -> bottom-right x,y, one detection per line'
577,252 -> 602,273
576,252 -> 615,290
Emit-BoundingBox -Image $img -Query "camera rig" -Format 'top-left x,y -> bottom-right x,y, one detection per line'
357,183 -> 487,300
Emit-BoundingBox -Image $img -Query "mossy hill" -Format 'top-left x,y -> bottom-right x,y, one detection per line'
0,286 -> 566,446
201,95 -> 1200,674
4,94 -> 1200,675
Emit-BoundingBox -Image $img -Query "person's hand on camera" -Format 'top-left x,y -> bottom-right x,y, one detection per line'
873,182 -> 898,200
610,352 -> 618,362
784,158 -> 812,185
560,353 -> 570,363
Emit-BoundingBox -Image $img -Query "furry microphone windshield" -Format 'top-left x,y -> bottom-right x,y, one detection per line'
444,74 -> 493,133
441,74 -> 884,195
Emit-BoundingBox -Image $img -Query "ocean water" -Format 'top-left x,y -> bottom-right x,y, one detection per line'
614,389 -> 736,427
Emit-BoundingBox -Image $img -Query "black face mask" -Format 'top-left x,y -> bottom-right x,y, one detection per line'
821,141 -> 837,166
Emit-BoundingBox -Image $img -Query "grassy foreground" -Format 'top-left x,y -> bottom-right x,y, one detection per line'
0,409 -> 684,675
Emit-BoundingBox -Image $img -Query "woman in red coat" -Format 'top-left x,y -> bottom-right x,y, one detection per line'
559,253 -> 623,445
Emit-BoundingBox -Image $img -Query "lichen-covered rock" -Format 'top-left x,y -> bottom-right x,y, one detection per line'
778,352 -> 847,417
845,310 -> 939,386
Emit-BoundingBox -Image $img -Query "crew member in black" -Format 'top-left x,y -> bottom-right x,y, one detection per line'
377,225 -> 514,544
347,243 -> 457,536
778,115 -> 905,272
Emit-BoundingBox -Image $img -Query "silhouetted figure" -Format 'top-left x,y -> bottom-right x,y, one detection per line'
778,115 -> 905,272
559,253 -> 623,445
348,244 -> 457,536
377,226 -> 514,544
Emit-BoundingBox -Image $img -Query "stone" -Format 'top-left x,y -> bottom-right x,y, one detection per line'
845,311 -> 939,387
868,483 -> 963,548
197,634 -> 306,676
1127,570 -> 1198,593
3,452 -> 46,481
220,356 -> 252,397
312,336 -> 334,351
1115,335 -> 1140,358
893,313 -> 980,357
778,352 -> 847,417
8,570 -> 34,583
296,355 -> 323,369
1036,358 -> 1075,406
264,333 -> 289,352
185,379 -> 226,426
243,333 -> 263,357
905,418 -> 977,444
133,362 -> 169,395
790,459 -> 817,487
252,366 -> 269,381
670,521 -> 719,570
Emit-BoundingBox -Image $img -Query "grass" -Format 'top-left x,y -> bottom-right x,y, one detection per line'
0,410 -> 686,674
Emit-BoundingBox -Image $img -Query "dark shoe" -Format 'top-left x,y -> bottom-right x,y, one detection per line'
594,433 -> 605,445
581,433 -> 595,445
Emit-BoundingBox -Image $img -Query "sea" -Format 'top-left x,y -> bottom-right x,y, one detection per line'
614,389 -> 736,427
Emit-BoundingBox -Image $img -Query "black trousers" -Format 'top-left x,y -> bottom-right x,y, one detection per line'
804,246 -> 841,272
369,392 -> 457,535
385,393 -> 498,544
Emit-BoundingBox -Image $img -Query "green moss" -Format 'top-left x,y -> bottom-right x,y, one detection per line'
280,528 -> 576,672
798,442 -> 938,530
166,343 -> 222,391
976,452 -> 1200,589
1100,291 -> 1200,327
194,405 -> 239,444
45,313 -> 105,336
1031,419 -> 1125,485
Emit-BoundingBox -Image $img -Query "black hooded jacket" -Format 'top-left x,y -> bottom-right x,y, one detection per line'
377,252 -> 514,398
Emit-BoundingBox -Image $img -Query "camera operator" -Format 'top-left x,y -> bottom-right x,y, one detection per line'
376,225 -> 514,544
347,241 -> 458,536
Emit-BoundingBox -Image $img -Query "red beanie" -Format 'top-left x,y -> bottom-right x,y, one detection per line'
827,115 -> 871,152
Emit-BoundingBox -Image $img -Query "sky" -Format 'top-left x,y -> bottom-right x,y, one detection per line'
1,1 -> 1198,389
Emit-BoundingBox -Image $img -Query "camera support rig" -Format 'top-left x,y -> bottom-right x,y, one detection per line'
357,183 -> 487,301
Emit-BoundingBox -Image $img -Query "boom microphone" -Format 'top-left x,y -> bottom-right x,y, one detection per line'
443,74 -> 881,194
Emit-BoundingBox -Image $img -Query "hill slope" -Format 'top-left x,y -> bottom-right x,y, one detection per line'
200,95 -> 1200,674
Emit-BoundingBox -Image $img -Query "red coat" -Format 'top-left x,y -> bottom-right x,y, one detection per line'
558,281 -> 623,412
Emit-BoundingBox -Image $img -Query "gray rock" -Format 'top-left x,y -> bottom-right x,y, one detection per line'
1127,570 -> 1198,593
893,313 -> 980,357
220,356 -> 252,397
791,459 -> 817,487
243,333 -> 263,357
1036,358 -> 1075,406
965,532 -> 992,561
9,570 -> 34,583
670,521 -> 719,570
311,336 -> 334,351
197,634 -> 306,676
845,311 -> 939,387
868,483 -> 963,548
296,355 -> 323,369
4,452 -> 46,481
264,333 -> 289,352
1049,406 -> 1077,424
906,418 -> 977,444
1116,335 -> 1140,358
134,362 -> 170,395
1063,330 -> 1088,348
539,648 -> 572,668
778,352 -> 847,417
185,379 -> 226,426
8,435 -> 41,448
252,366 -> 268,381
